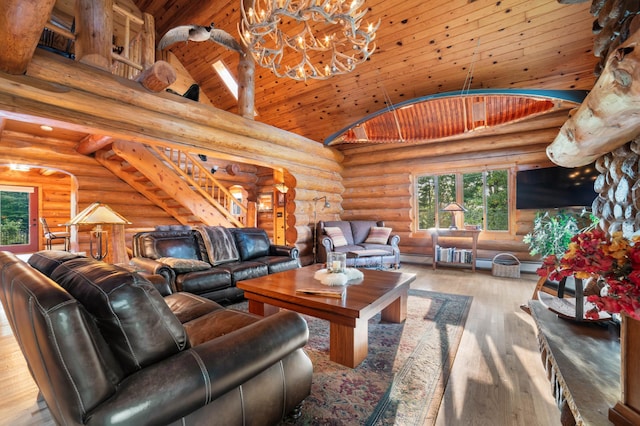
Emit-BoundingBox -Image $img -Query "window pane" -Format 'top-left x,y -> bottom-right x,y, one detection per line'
0,191 -> 30,245
486,170 -> 508,230
463,172 -> 484,227
438,174 -> 456,228
417,176 -> 436,229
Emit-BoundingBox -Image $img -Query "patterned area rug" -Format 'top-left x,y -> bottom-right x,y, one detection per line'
232,289 -> 471,425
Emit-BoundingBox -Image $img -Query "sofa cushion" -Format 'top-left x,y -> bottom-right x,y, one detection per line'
157,257 -> 211,273
233,228 -> 270,260
50,258 -> 189,375
350,220 -> 380,244
364,226 -> 392,244
323,221 -> 354,245
136,231 -> 200,260
324,227 -> 348,247
27,250 -> 86,277
196,226 -> 240,265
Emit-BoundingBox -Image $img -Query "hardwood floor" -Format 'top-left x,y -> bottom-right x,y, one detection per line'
0,263 -> 560,425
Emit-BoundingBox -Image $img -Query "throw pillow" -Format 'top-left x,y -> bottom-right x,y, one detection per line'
365,226 -> 392,244
324,226 -> 348,247
157,257 -> 211,273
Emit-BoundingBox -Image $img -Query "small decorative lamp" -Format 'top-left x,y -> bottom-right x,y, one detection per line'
441,202 -> 467,230
69,202 -> 131,261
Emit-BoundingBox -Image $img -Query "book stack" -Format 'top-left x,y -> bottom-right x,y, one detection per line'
435,245 -> 472,264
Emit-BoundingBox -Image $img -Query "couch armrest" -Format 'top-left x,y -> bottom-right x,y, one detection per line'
129,257 -> 176,291
86,310 -> 309,425
389,234 -> 400,249
270,244 -> 299,259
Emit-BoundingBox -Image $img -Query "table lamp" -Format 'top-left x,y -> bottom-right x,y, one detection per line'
68,202 -> 131,260
441,202 -> 467,230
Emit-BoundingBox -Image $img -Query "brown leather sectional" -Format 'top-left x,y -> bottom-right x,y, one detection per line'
131,225 -> 300,304
0,250 -> 312,425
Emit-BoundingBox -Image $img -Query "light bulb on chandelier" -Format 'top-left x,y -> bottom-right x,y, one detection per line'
239,0 -> 380,82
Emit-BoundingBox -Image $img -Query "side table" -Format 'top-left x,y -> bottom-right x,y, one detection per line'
429,228 -> 480,271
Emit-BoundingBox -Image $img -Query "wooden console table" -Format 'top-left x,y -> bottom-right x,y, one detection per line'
530,301 -> 620,425
429,228 -> 480,271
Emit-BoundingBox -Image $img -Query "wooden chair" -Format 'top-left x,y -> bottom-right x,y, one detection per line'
40,217 -> 70,251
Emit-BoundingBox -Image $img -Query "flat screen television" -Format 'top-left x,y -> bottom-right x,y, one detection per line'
516,164 -> 599,210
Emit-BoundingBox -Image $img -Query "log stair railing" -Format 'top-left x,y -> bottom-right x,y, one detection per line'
95,142 -> 245,228
148,146 -> 246,227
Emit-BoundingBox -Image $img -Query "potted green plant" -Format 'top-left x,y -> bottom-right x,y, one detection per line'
523,209 -> 597,259
520,209 -> 597,314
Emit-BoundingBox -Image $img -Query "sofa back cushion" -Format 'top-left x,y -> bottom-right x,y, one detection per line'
28,250 -> 86,277
134,230 -> 201,260
233,228 -> 271,260
195,226 -> 240,265
51,258 -> 189,375
0,252 -> 122,423
322,221 -> 354,246
350,220 -> 382,244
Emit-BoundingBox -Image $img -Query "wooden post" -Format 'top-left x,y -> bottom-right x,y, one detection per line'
141,13 -> 155,70
238,53 -> 255,119
75,0 -> 113,71
0,0 -> 57,74
109,224 -> 129,265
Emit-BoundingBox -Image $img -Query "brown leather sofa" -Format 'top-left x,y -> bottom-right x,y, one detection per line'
0,250 -> 312,426
131,225 -> 300,303
317,220 -> 401,268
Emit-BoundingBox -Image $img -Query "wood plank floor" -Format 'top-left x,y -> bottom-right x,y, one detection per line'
0,263 -> 560,425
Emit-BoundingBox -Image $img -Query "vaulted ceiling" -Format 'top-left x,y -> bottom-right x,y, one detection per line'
133,0 -> 600,145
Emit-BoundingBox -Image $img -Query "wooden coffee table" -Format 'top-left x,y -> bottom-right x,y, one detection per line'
237,264 -> 416,368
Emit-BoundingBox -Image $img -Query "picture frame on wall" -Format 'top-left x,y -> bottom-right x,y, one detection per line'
257,193 -> 273,212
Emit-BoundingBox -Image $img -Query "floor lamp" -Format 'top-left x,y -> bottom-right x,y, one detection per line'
312,196 -> 330,264
68,202 -> 131,262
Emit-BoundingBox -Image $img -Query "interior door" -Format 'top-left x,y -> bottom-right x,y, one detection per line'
0,185 -> 39,253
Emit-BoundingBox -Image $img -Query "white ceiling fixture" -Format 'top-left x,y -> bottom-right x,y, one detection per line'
239,0 -> 379,82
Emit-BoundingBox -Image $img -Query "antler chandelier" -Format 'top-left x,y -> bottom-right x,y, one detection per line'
239,0 -> 379,81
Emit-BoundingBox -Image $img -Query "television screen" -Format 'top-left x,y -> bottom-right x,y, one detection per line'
516,164 -> 599,210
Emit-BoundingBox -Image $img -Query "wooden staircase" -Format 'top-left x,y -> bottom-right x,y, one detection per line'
96,140 -> 248,227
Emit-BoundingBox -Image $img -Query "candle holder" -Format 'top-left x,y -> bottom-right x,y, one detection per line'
327,252 -> 347,274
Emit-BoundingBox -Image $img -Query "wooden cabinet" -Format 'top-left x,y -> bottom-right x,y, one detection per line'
429,228 -> 480,272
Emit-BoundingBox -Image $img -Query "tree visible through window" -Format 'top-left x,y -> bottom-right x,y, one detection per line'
0,190 -> 30,245
416,170 -> 509,231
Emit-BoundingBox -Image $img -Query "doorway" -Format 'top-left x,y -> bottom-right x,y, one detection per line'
0,185 -> 39,253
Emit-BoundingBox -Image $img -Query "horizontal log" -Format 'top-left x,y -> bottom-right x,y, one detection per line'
342,197 -> 411,210
23,50 -> 343,170
342,128 -> 562,167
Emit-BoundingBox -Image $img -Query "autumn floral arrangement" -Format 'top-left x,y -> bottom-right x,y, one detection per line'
537,228 -> 640,321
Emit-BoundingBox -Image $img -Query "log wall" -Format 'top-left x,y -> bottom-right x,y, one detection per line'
0,51 -> 344,264
0,129 -> 178,254
340,138 -> 559,263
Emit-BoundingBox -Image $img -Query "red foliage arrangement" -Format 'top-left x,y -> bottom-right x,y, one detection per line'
537,229 -> 640,320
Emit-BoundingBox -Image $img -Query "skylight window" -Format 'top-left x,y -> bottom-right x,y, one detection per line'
212,60 -> 238,100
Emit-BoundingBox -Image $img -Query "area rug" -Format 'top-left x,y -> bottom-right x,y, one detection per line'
231,289 -> 472,425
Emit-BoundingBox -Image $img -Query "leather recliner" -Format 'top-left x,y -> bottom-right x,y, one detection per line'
0,250 -> 312,426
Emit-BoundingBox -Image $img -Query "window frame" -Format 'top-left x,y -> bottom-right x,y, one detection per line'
414,168 -> 510,233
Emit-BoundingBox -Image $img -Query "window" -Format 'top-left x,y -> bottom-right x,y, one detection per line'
416,170 -> 509,231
